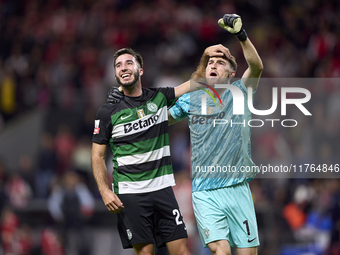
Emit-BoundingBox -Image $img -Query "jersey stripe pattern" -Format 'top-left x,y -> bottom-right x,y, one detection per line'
169,80 -> 259,192
93,87 -> 176,194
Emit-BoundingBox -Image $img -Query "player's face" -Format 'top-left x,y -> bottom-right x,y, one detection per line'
115,54 -> 143,87
205,57 -> 235,85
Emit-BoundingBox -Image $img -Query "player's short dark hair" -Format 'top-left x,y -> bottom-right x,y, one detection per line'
113,48 -> 143,68
218,55 -> 237,72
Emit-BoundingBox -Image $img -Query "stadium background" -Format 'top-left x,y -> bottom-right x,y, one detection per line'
0,0 -> 340,254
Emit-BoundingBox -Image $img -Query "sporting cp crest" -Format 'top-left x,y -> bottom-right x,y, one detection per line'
126,229 -> 132,240
147,101 -> 158,112
204,228 -> 210,238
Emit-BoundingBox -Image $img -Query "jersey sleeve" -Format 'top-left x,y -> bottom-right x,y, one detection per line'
234,79 -> 257,96
157,87 -> 176,107
169,94 -> 190,122
92,104 -> 113,144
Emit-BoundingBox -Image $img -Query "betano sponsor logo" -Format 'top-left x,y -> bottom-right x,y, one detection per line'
124,114 -> 159,133
192,112 -> 225,125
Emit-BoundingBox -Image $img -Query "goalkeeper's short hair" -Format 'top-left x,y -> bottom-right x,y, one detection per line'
221,54 -> 237,72
205,54 -> 237,73
192,54 -> 237,78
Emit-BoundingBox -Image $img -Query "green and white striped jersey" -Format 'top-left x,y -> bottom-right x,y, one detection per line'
92,87 -> 177,194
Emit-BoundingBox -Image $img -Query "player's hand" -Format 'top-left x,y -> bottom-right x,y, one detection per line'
204,44 -> 232,59
106,86 -> 124,104
218,14 -> 242,34
218,14 -> 248,41
192,44 -> 232,79
101,188 -> 125,214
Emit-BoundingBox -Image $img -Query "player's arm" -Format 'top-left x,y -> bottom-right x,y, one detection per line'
91,142 -> 124,214
168,93 -> 189,125
168,111 -> 178,125
240,38 -> 263,89
174,44 -> 231,98
219,14 -> 263,89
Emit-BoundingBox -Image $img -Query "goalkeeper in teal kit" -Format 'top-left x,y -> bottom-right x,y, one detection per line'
169,15 -> 263,255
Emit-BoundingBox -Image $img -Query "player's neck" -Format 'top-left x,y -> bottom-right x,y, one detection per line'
122,82 -> 142,97
214,88 -> 226,96
214,78 -> 231,95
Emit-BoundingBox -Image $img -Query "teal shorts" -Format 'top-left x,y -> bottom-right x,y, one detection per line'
192,181 -> 259,248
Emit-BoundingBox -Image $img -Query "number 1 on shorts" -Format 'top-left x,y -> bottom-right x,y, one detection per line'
243,220 -> 250,235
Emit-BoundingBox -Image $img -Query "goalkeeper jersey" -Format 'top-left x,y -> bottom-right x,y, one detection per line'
169,79 -> 259,192
92,87 -> 177,194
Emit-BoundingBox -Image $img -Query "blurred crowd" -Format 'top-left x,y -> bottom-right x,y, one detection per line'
0,0 -> 340,254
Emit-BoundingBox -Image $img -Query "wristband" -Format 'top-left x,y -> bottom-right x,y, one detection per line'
234,28 -> 247,41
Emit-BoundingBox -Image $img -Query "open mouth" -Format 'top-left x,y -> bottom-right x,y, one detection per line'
121,73 -> 131,79
209,72 -> 217,77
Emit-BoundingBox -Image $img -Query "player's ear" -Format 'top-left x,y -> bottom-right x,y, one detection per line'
229,71 -> 235,78
139,68 -> 143,76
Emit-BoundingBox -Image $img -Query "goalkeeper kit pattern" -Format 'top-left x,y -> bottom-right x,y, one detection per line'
92,87 -> 176,194
169,79 -> 259,192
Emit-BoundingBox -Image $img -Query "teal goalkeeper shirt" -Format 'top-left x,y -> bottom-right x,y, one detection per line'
169,79 -> 259,192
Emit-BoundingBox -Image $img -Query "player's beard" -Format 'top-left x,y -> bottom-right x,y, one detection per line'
116,71 -> 140,87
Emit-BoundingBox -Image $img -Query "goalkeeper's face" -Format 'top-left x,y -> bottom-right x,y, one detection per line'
205,57 -> 235,85
115,54 -> 143,87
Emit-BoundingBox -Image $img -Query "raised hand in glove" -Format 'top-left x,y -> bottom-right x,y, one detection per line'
218,14 -> 248,41
106,86 -> 124,104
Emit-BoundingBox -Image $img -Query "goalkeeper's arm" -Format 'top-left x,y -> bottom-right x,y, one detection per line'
219,14 -> 263,89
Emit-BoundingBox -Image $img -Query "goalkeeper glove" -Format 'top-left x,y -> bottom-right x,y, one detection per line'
106,87 -> 124,104
218,14 -> 248,41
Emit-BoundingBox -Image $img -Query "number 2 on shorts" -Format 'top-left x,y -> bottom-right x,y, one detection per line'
172,209 -> 183,225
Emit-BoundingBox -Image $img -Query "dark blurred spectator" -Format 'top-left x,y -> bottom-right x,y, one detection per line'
0,206 -> 20,254
293,181 -> 333,253
328,179 -> 340,253
13,223 -> 35,255
18,154 -> 36,195
35,132 -> 57,198
40,228 -> 65,255
0,167 -> 7,253
0,113 -> 4,131
35,66 -> 52,109
72,135 -> 94,190
54,124 -> 76,175
47,171 -> 94,255
5,43 -> 28,79
5,173 -> 32,209
0,159 -> 8,213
